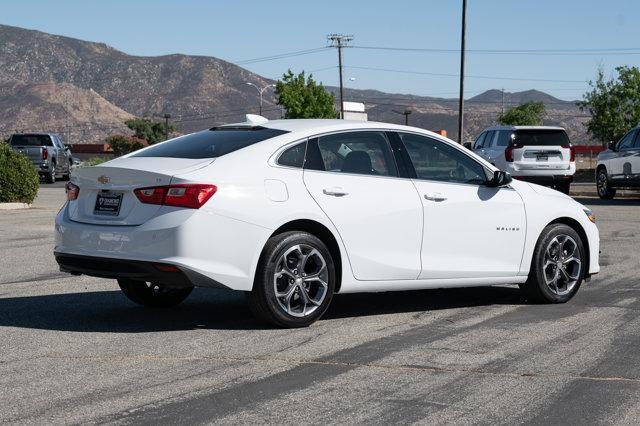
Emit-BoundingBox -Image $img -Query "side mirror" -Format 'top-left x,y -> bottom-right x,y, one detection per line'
463,142 -> 472,150
486,170 -> 512,188
607,140 -> 616,151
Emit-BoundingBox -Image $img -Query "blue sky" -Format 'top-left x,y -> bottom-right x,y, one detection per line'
3,0 -> 640,100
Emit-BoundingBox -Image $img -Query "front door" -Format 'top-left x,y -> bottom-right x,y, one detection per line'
397,132 -> 527,279
302,131 -> 423,281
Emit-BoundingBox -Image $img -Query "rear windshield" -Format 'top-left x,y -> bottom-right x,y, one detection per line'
512,130 -> 570,147
9,134 -> 53,146
131,127 -> 289,159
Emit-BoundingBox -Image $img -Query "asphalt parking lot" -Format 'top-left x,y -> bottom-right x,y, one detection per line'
1,185 -> 640,424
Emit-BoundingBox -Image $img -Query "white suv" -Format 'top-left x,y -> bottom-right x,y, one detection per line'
472,126 -> 576,194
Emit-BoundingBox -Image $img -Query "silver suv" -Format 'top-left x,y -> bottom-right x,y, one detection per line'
472,126 -> 576,194
9,133 -> 72,183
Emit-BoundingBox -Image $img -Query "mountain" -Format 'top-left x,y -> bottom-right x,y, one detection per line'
0,23 -> 592,144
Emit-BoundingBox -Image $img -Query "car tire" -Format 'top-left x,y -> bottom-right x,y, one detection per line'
44,165 -> 56,184
596,168 -> 615,199
519,224 -> 585,304
117,279 -> 193,307
248,231 -> 336,328
556,182 -> 571,195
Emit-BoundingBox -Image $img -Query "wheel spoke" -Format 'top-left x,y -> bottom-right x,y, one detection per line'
541,234 -> 582,296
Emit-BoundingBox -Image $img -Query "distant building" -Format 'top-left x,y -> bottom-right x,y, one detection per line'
342,102 -> 367,121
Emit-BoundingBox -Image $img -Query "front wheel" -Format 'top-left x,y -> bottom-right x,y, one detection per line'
596,168 -> 615,199
519,224 -> 585,303
118,279 -> 193,307
249,231 -> 336,328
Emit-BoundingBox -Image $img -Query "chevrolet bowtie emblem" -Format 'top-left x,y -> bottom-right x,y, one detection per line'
97,175 -> 110,184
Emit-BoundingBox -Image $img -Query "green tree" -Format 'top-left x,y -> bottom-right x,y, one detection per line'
497,101 -> 545,126
0,142 -> 39,203
125,118 -> 176,145
578,66 -> 640,146
275,70 -> 338,119
106,135 -> 145,156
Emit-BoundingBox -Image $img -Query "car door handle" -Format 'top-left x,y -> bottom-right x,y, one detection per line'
323,188 -> 349,197
424,192 -> 447,202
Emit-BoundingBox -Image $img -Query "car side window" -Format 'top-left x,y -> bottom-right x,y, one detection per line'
398,133 -> 490,185
633,129 -> 640,148
305,131 -> 398,177
473,132 -> 486,149
277,141 -> 306,168
618,130 -> 636,150
484,131 -> 498,148
495,130 -> 511,147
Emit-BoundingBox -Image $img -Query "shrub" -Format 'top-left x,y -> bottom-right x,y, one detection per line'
0,142 -> 39,203
82,157 -> 109,167
106,135 -> 146,156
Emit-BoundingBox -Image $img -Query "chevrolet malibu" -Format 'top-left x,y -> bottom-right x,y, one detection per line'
55,116 -> 600,328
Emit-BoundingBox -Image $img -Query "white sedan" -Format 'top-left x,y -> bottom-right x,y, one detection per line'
55,116 -> 600,327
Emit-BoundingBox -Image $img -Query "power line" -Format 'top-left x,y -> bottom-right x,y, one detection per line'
351,45 -> 640,56
234,47 -> 329,65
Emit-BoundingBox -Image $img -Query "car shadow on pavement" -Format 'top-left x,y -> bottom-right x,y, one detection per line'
576,197 -> 640,206
0,285 -> 525,332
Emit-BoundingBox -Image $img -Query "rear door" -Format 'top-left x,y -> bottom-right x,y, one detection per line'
511,129 -> 572,172
397,132 -> 526,279
302,130 -> 423,281
609,129 -> 639,182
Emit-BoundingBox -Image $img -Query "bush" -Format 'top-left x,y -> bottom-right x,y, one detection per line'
106,135 -> 146,156
82,157 -> 109,167
0,142 -> 39,203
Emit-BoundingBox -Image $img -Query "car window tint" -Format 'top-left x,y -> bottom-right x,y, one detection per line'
473,132 -> 486,149
512,130 -> 570,147
9,134 -> 53,146
399,133 -> 489,185
619,130 -> 636,150
496,130 -> 511,147
633,129 -> 640,148
131,127 -> 289,159
277,142 -> 306,168
485,131 -> 497,147
306,131 -> 397,177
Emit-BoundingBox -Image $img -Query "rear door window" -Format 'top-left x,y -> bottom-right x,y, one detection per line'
131,127 -> 289,159
305,131 -> 398,177
495,130 -> 511,147
9,134 -> 53,146
512,130 -> 570,147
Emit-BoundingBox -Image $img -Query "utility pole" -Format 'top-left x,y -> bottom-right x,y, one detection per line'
457,0 -> 467,144
163,114 -> 171,141
392,108 -> 412,126
501,88 -> 505,114
327,34 -> 353,119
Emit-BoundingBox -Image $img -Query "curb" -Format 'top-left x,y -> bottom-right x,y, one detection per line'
0,202 -> 32,210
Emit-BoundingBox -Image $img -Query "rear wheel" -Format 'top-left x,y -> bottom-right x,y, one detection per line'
519,224 -> 585,303
249,231 -> 335,328
596,168 -> 615,199
117,279 -> 193,307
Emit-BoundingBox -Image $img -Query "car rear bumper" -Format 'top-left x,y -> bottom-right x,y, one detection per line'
512,174 -> 574,186
54,202 -> 272,291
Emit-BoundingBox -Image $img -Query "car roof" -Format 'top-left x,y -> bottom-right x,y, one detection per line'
481,125 -> 566,131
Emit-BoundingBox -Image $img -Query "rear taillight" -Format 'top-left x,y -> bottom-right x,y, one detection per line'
134,184 -> 217,209
42,147 -> 48,160
569,145 -> 575,162
505,145 -> 514,162
65,182 -> 80,201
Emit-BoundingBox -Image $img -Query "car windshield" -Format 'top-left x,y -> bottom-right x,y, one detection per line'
130,127 -> 289,159
512,130 -> 570,147
9,134 -> 53,146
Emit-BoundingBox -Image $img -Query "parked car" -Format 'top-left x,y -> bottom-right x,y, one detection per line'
55,117 -> 599,328
470,126 -> 576,194
595,126 -> 640,199
9,133 -> 72,183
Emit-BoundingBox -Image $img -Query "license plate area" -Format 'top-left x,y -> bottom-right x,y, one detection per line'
94,191 -> 123,216
536,154 -> 548,161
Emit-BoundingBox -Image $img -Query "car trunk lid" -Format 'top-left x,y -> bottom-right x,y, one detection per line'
68,157 -> 214,225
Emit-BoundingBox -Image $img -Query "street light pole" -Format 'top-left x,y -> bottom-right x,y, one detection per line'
163,113 -> 171,141
392,108 -> 412,126
245,82 -> 275,116
457,0 -> 467,144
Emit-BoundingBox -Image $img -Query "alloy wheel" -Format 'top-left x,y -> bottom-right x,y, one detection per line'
542,234 -> 582,296
597,171 -> 608,196
273,244 -> 329,317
